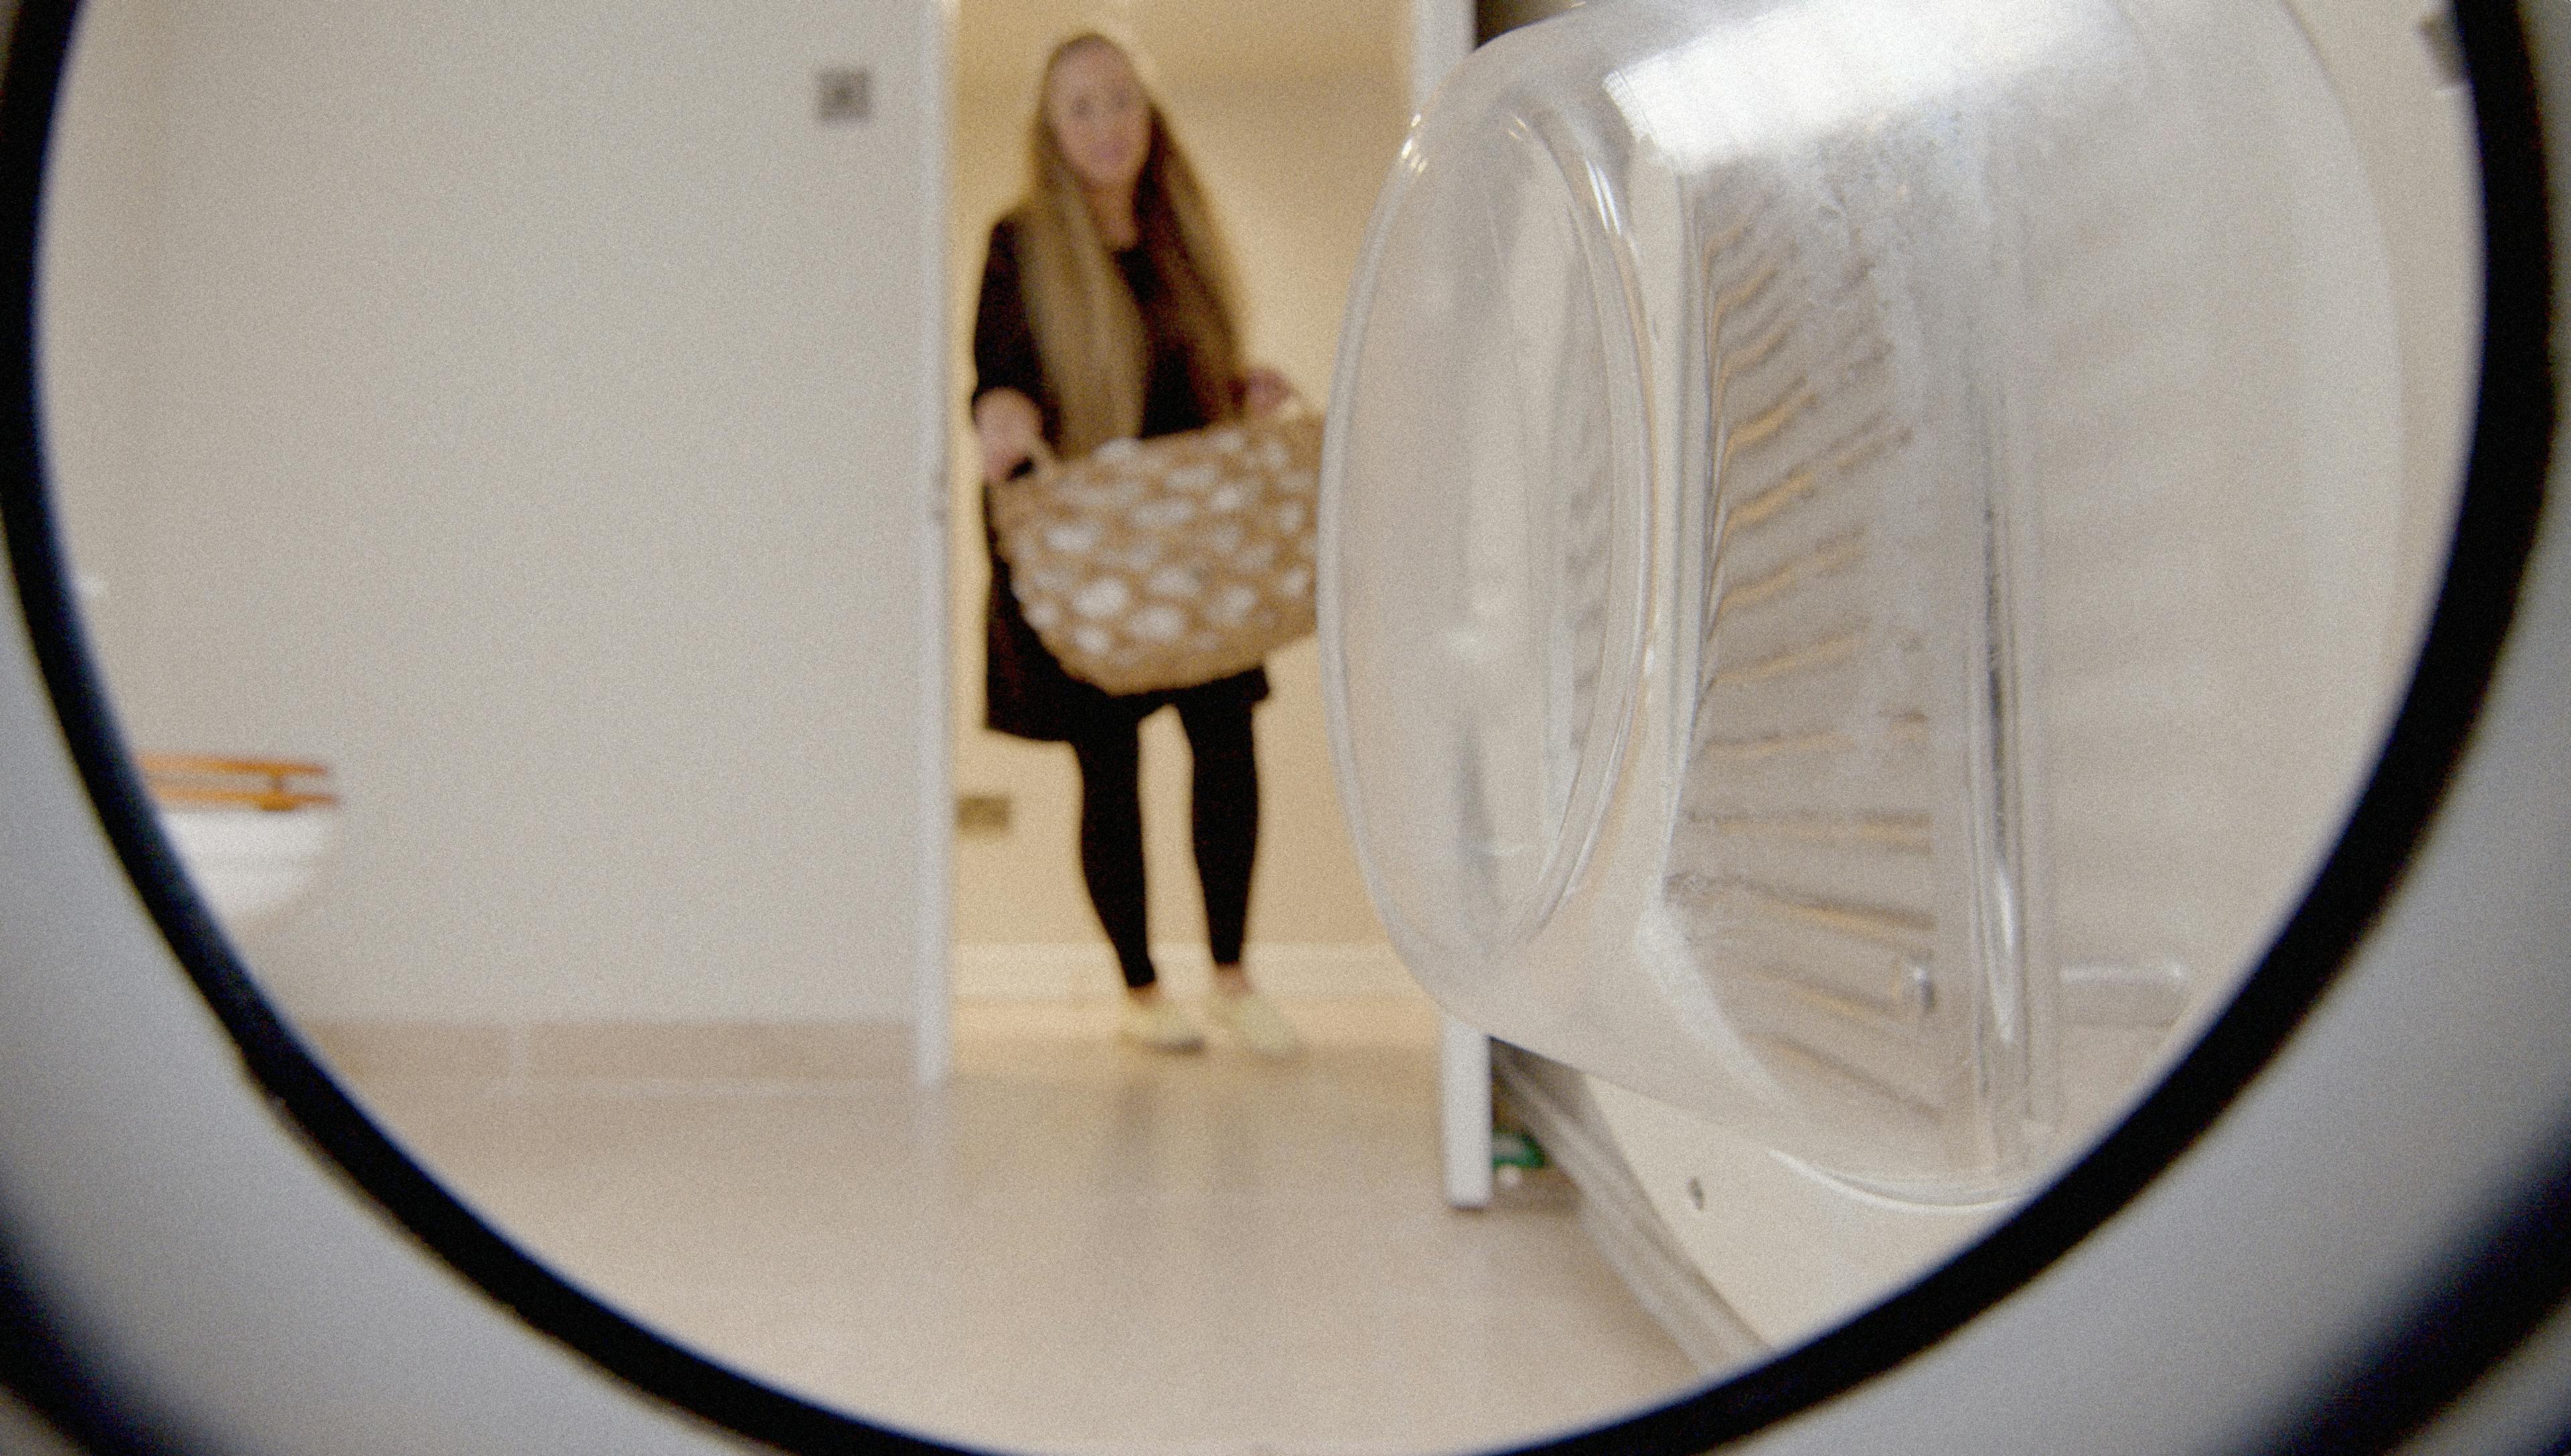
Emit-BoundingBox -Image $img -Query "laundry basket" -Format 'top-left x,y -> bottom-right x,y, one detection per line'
991,412 -> 1323,696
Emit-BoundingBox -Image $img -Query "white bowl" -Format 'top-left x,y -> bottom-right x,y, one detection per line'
155,805 -> 338,936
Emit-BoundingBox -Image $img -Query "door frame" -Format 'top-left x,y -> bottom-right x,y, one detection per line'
912,0 -> 955,1087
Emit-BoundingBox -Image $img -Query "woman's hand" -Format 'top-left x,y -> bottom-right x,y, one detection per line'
973,388 -> 1044,482
1241,366 -> 1293,420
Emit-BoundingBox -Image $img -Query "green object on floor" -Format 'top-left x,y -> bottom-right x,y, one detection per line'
1492,1128 -> 1547,1170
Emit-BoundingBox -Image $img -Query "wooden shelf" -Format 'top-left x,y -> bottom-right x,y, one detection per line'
137,752 -> 337,812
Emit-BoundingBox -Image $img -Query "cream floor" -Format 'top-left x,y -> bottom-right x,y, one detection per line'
340,996 -> 1702,1456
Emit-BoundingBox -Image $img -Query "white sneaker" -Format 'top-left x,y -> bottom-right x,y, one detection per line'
1119,995 -> 1206,1052
1208,986 -> 1303,1058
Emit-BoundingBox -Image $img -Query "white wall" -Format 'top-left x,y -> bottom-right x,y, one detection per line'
41,0 -> 941,1025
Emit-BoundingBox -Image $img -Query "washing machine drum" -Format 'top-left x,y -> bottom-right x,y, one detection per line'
1,1 -> 2566,1455
1324,0 -> 2455,1195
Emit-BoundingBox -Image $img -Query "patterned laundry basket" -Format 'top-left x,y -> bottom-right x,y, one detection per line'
991,413 -> 1323,696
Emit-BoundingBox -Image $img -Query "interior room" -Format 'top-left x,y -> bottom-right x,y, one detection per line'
14,0 -> 2517,1453
31,1 -> 1721,1450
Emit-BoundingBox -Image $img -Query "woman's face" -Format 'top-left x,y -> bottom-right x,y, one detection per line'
1045,42 -> 1150,196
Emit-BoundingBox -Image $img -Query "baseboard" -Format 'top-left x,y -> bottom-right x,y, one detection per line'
951,941 -> 1419,1000
302,1018 -> 913,1084
299,949 -> 1422,1080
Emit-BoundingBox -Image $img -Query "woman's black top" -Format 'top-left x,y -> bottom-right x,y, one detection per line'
970,215 -> 1269,742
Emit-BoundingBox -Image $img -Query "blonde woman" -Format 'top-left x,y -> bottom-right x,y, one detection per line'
971,32 -> 1299,1056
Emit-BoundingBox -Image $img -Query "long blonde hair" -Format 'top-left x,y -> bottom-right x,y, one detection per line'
1010,32 -> 1244,458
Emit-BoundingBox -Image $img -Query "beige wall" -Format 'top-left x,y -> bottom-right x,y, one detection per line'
43,0 -> 942,1024
947,5 -> 1408,958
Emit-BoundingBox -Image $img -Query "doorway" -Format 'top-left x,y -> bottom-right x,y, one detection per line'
941,1 -> 1417,1034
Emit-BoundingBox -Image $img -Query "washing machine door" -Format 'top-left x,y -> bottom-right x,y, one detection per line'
1322,0 -> 2571,1443
1,3 -> 2568,1456
1329,0 -> 2462,1196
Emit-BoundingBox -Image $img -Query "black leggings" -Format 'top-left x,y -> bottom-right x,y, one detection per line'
1067,695 -> 1259,990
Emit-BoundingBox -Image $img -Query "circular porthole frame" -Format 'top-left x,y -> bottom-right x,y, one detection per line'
0,2 -> 2562,1454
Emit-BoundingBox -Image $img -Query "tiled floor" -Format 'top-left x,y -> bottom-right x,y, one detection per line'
340,996 -> 1703,1455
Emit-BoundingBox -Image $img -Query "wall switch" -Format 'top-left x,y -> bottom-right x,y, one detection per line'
956,793 -> 1011,837
816,67 -> 871,124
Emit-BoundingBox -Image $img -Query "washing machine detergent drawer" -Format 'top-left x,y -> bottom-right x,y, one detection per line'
1320,0 -> 2444,1197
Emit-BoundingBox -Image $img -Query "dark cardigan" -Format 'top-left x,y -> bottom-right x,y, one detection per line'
969,216 -> 1268,742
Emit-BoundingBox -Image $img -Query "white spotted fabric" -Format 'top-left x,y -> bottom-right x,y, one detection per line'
992,414 -> 1324,695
